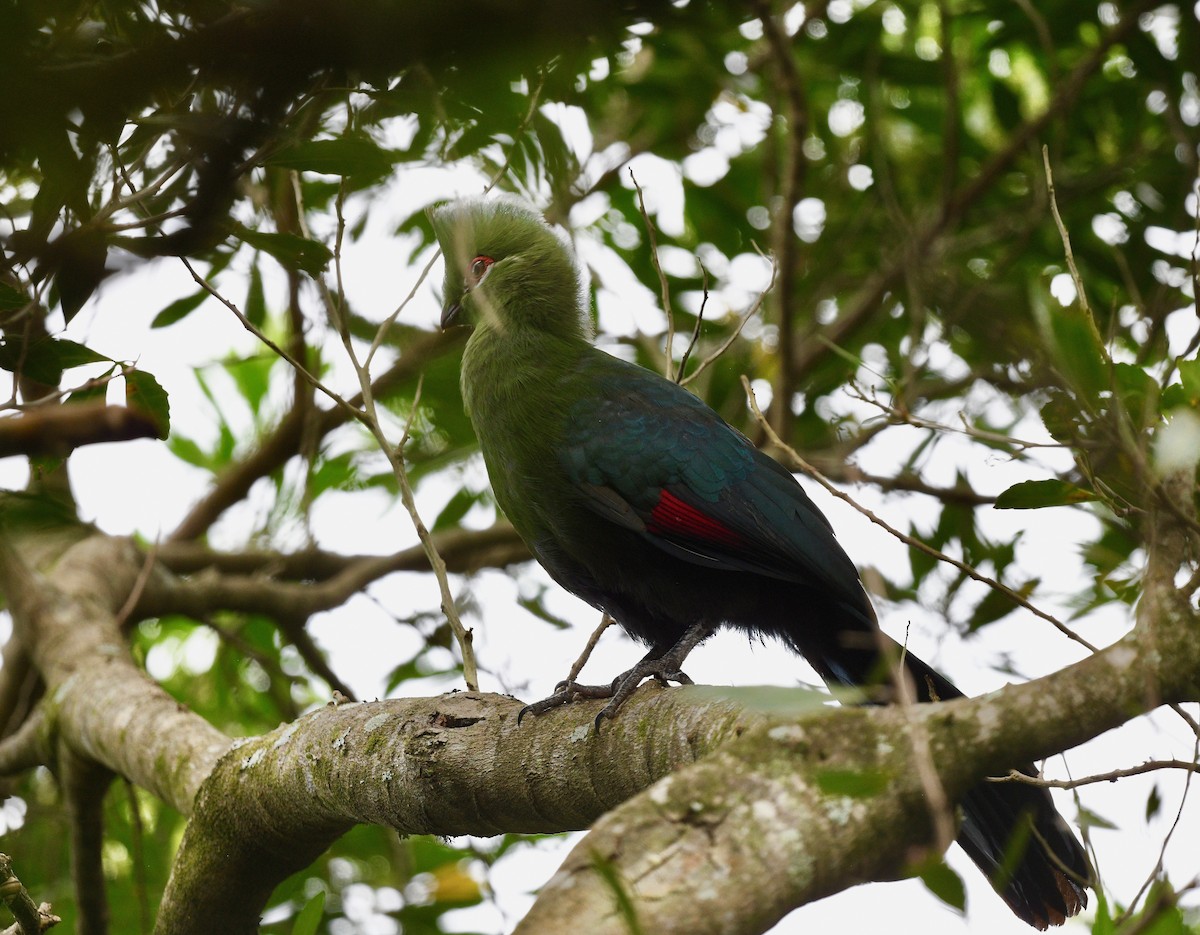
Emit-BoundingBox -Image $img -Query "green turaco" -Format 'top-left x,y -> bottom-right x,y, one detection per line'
432,196 -> 1089,929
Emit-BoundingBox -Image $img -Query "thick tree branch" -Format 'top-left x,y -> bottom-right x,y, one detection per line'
517,622 -> 1197,934
0,404 -> 159,458
144,524 -> 530,625
155,522 -> 528,581
1,510 -> 1197,934
0,533 -> 230,811
155,687 -> 751,935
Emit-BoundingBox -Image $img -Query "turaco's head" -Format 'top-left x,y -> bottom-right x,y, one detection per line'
431,198 -> 589,341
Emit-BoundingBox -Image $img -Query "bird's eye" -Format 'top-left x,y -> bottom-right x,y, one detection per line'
468,255 -> 494,287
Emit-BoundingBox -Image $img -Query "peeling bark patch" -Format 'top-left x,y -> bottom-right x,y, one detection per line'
1107,644 -> 1137,670
767,724 -> 805,744
824,796 -> 862,827
272,721 -> 299,749
240,748 -> 265,770
429,711 -> 484,728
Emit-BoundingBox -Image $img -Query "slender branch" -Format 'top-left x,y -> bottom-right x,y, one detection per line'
180,258 -> 364,427
809,459 -> 997,507
320,171 -> 478,691
675,267 -> 709,383
1042,146 -> 1093,317
630,169 -> 676,380
754,0 -> 808,433
0,855 -> 54,935
154,523 -> 529,582
680,252 -> 776,388
742,376 -> 1100,653
565,614 -> 616,685
992,758 -> 1200,789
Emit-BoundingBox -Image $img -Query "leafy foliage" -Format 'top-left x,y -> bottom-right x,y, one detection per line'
0,0 -> 1198,932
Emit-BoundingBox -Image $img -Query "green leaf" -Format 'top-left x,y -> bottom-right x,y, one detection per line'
432,488 -> 478,532
814,767 -> 889,798
516,594 -> 575,630
966,577 -> 1039,631
234,227 -> 333,276
151,291 -> 208,328
1030,283 -> 1109,399
0,336 -> 111,384
291,890 -> 325,935
55,228 -> 109,321
125,369 -> 171,438
225,353 -> 275,415
917,859 -> 967,914
0,282 -> 27,312
245,260 -> 266,328
167,434 -> 212,470
308,451 -> 357,499
1114,362 -> 1160,429
268,137 -> 399,180
690,684 -> 853,714
1146,783 -> 1162,821
590,850 -> 645,935
53,338 -> 113,370
1162,358 -> 1200,412
994,479 -> 1096,509
1076,805 -> 1119,831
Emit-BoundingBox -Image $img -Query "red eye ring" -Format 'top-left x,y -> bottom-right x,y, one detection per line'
469,255 -> 494,284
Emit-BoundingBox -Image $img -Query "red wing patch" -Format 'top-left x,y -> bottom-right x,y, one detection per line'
647,489 -> 742,546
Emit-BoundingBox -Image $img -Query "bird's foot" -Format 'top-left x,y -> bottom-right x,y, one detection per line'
518,621 -> 715,730
517,680 -> 617,724
594,660 -> 694,728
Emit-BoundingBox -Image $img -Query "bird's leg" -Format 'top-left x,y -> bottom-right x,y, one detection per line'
595,621 -> 713,726
517,621 -> 716,726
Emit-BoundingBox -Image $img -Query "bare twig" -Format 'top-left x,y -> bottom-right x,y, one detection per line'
180,258 -> 364,427
114,540 -> 160,630
680,252 -> 776,388
321,165 -> 478,691
630,169 -> 676,380
991,758 -> 1200,789
675,268 -> 708,385
1042,146 -> 1093,317
1123,734 -> 1200,922
754,0 -> 808,433
889,629 -> 956,854
742,376 -> 1100,653
846,385 -> 1067,451
0,854 -> 54,935
565,614 -> 616,685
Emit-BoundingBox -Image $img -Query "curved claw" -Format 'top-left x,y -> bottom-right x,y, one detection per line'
517,680 -> 615,725
521,622 -> 715,729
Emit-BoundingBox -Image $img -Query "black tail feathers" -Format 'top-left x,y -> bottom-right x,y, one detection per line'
900,650 -> 1091,928
796,613 -> 1091,929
